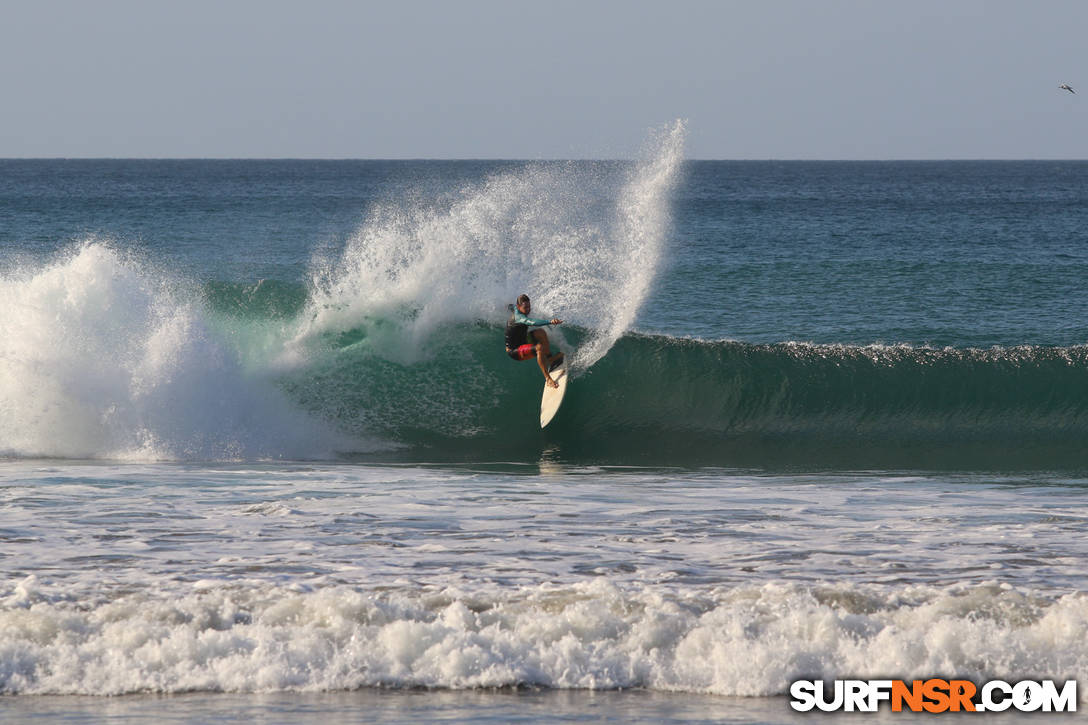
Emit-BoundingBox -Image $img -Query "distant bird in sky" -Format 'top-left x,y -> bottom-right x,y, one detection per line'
1060,83 -> 1076,94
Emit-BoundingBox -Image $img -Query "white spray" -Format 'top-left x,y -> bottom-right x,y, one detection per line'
0,243 -> 344,460
573,120 -> 686,369
293,121 -> 687,373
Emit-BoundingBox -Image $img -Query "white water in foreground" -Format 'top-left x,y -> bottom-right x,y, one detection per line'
5,576 -> 1085,696
3,464 -> 1087,697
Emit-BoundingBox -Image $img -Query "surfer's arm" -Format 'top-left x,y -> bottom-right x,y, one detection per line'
514,310 -> 554,327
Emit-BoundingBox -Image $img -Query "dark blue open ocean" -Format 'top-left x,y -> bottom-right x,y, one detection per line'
4,125 -> 1088,722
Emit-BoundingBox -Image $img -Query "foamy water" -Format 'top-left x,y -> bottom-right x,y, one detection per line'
0,244 -> 343,461
3,463 -> 1088,696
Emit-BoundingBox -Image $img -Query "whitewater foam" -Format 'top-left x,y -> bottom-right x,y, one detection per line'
0,243 -> 346,460
2,578 -> 1085,696
4,459 -> 1088,697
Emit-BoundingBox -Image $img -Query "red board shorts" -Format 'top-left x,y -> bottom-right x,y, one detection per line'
508,344 -> 536,361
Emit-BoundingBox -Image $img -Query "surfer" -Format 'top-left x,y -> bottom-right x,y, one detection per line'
505,294 -> 564,388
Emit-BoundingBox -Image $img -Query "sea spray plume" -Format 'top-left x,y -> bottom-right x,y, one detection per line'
0,242 -> 344,460
296,165 -> 612,364
275,125 -> 685,441
570,119 -> 686,370
294,121 -> 686,375
281,167 -> 615,436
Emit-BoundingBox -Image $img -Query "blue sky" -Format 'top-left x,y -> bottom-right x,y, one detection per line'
3,0 -> 1086,158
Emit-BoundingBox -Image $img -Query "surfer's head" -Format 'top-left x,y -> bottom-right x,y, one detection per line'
516,294 -> 530,313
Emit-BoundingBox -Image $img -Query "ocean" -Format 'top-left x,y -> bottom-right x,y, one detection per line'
4,123 -> 1088,722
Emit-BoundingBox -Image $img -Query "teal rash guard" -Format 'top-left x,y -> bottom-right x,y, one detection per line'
505,310 -> 553,350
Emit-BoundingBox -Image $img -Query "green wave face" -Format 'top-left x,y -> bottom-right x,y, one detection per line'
254,306 -> 1088,469
8,254 -> 1088,468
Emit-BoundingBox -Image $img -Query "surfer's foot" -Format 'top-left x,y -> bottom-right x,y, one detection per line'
546,376 -> 559,388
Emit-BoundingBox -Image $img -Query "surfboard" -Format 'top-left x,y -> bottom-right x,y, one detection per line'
540,356 -> 569,428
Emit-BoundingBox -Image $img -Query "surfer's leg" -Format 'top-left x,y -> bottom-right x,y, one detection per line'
531,328 -> 551,357
530,332 -> 558,388
531,329 -> 564,373
535,345 -> 557,387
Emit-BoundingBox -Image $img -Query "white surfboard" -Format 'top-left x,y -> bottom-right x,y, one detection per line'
540,358 -> 569,428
